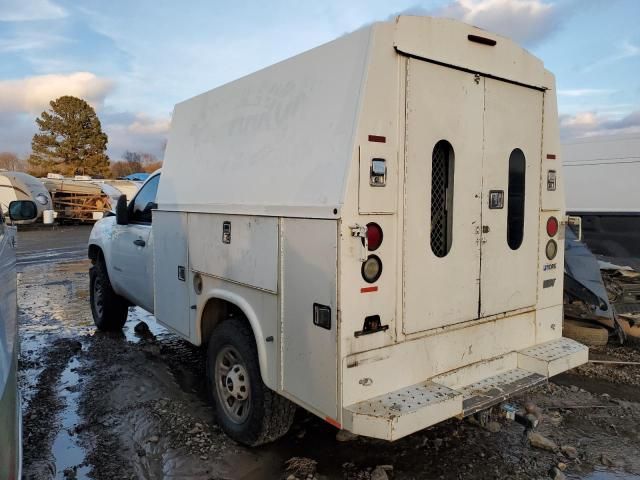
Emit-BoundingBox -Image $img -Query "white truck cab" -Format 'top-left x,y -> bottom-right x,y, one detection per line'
88,16 -> 587,446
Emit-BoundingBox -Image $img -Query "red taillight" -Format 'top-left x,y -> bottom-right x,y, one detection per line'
546,216 -> 558,237
365,222 -> 383,251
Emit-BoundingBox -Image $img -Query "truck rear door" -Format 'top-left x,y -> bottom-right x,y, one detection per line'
403,58 -> 543,334
403,60 -> 483,334
479,78 -> 542,317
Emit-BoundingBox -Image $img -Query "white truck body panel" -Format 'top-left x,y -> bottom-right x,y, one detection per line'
91,16 -> 586,441
281,218 -> 338,419
153,210 -> 190,337
158,27 -> 371,217
188,214 -> 278,293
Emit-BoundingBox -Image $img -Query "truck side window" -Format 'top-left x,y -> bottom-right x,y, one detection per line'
431,140 -> 455,258
507,148 -> 526,250
130,174 -> 160,224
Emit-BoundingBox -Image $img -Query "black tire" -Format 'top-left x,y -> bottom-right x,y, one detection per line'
563,319 -> 609,347
206,318 -> 296,446
90,258 -> 128,331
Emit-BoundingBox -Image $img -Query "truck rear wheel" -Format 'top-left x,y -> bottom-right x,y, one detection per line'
206,318 -> 295,446
90,259 -> 128,331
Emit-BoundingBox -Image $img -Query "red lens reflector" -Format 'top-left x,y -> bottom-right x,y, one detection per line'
366,222 -> 383,251
546,216 -> 558,237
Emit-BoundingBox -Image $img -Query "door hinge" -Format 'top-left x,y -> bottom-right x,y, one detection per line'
350,224 -> 368,262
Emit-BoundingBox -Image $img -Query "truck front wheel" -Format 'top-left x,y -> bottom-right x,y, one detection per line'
206,318 -> 296,446
89,259 -> 128,331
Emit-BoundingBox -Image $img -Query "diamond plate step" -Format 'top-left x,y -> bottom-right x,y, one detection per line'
343,381 -> 462,441
460,368 -> 546,416
518,337 -> 588,377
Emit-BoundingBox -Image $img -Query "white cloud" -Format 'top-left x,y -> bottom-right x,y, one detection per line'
0,31 -> 67,53
582,41 -> 640,72
0,72 -> 114,113
560,110 -> 640,139
0,0 -> 66,21
101,112 -> 169,160
558,89 -> 615,97
432,0 -> 562,46
127,114 -> 170,135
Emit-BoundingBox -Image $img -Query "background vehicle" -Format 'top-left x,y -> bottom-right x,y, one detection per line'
88,16 -> 587,446
563,133 -> 640,262
0,200 -> 37,479
0,172 -> 52,224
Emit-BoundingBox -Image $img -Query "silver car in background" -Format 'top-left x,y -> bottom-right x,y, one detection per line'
0,200 -> 37,480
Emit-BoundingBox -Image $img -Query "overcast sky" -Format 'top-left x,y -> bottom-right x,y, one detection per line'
0,0 -> 638,161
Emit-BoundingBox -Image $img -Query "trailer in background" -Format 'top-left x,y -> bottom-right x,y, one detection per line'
42,175 -> 111,223
0,171 -> 52,224
563,133 -> 640,263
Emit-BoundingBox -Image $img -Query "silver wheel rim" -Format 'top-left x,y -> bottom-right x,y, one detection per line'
93,276 -> 104,318
214,345 -> 251,424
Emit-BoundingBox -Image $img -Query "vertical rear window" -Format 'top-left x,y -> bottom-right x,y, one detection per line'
431,140 -> 455,257
507,148 -> 526,250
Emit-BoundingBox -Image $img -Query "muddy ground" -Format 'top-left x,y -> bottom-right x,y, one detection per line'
17,225 -> 640,480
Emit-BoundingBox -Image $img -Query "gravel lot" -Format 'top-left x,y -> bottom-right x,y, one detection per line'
17,225 -> 640,480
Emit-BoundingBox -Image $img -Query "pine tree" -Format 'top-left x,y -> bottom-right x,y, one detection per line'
28,96 -> 110,177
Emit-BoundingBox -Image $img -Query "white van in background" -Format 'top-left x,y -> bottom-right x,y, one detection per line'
88,16 -> 587,446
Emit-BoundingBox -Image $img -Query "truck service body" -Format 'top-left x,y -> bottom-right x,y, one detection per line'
89,16 -> 587,444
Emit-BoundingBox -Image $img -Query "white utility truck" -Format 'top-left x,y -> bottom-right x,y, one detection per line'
88,16 -> 587,446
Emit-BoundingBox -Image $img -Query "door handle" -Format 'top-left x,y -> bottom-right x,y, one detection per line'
133,239 -> 146,247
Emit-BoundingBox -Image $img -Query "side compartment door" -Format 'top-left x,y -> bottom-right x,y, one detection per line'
479,79 -> 543,317
281,219 -> 338,420
403,59 -> 484,334
153,210 -> 191,338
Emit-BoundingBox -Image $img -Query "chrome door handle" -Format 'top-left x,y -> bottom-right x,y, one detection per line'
133,239 -> 146,247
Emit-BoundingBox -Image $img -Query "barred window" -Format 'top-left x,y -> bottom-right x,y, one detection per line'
507,148 -> 526,250
430,140 -> 455,257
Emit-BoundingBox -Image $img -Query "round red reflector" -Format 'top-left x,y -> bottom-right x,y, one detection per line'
365,222 -> 383,251
546,216 -> 559,237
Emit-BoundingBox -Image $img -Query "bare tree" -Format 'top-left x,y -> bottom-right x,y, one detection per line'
123,151 -> 143,164
0,152 -> 26,171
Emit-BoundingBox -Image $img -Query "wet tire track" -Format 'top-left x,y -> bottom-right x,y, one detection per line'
21,338 -> 82,479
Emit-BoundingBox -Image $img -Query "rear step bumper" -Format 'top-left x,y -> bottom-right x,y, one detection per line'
342,337 -> 587,440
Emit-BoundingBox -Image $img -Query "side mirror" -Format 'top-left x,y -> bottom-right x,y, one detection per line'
566,215 -> 582,242
116,195 -> 129,225
8,200 -> 38,221
143,201 -> 158,216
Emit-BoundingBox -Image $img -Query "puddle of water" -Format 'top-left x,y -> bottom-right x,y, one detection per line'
51,356 -> 90,479
123,307 -> 167,344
